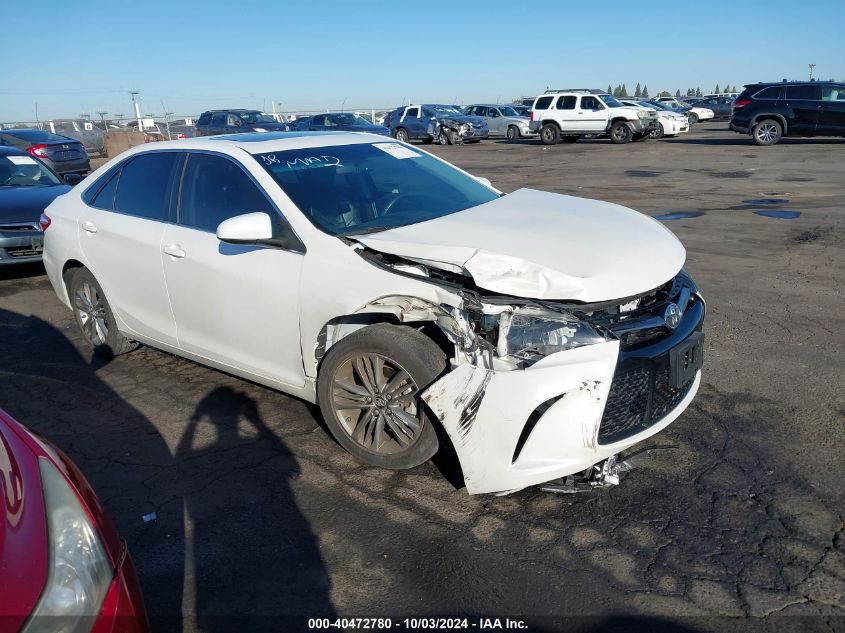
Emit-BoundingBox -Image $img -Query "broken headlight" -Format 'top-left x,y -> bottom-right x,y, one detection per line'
499,307 -> 606,360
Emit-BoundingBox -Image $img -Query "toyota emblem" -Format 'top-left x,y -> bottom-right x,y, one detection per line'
664,303 -> 681,330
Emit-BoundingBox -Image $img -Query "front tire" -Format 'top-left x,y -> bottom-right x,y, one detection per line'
649,123 -> 665,139
752,119 -> 782,146
69,268 -> 138,358
506,125 -> 519,141
609,122 -> 633,144
393,127 -> 409,142
688,112 -> 699,125
539,123 -> 560,145
317,324 -> 447,470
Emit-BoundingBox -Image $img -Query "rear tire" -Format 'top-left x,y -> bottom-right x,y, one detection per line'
506,125 -> 519,141
393,127 -> 409,142
609,122 -> 633,144
317,324 -> 447,470
68,268 -> 138,358
539,123 -> 560,145
752,119 -> 782,146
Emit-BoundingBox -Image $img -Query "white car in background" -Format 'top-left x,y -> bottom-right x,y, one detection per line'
41,132 -> 704,496
620,100 -> 689,138
656,98 -> 715,124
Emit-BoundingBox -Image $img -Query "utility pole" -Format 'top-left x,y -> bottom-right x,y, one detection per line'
129,91 -> 142,130
808,63 -> 816,80
96,111 -> 108,130
161,101 -> 173,140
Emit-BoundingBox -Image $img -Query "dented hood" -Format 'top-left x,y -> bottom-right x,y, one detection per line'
353,188 -> 685,302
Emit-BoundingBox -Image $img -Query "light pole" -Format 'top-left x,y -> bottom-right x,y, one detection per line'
96,111 -> 108,130
129,91 -> 142,130
809,64 -> 816,80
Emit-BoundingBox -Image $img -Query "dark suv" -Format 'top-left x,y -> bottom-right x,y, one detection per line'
194,109 -> 289,136
730,81 -> 845,145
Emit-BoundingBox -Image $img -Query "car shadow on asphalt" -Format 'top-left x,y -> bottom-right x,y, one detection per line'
0,309 -> 335,631
667,137 -> 845,146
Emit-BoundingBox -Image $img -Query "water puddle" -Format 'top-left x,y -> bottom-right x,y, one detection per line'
653,212 -> 704,221
754,210 -> 801,220
744,198 -> 789,205
625,170 -> 664,178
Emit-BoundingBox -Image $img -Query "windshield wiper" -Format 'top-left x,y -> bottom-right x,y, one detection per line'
339,225 -> 394,236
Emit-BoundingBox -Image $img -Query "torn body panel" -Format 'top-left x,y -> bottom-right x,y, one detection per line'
423,339 -> 702,495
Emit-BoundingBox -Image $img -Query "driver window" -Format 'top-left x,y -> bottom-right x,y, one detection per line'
226,114 -> 241,127
580,96 -> 601,110
325,116 -> 339,127
488,108 -> 500,118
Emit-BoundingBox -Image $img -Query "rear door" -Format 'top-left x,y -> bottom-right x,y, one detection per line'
401,106 -> 422,137
784,84 -> 821,135
161,151 -> 305,386
209,112 -> 227,135
77,152 -> 181,345
817,85 -> 845,135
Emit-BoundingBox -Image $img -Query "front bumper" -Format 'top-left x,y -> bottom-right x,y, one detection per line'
423,293 -> 704,495
0,225 -> 43,265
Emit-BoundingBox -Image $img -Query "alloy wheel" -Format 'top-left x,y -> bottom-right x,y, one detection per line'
74,282 -> 108,345
331,354 -> 422,455
756,122 -> 779,144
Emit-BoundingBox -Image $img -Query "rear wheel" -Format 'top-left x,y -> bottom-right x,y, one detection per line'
393,127 -> 409,142
752,119 -> 782,146
609,122 -> 633,144
506,125 -> 519,141
69,268 -> 138,358
317,324 -> 446,469
540,123 -> 560,145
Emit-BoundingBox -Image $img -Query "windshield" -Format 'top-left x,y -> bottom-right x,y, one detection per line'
239,112 -> 277,124
643,101 -> 668,110
599,95 -> 624,108
331,114 -> 372,126
429,105 -> 462,117
0,155 -> 62,187
255,142 -> 498,236
499,106 -> 520,116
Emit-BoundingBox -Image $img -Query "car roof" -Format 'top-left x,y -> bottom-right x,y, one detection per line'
116,131 -> 392,156
744,81 -> 845,87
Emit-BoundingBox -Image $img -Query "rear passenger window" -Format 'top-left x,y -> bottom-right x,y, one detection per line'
785,85 -> 820,100
754,87 -> 782,99
534,96 -> 553,110
113,153 -> 180,221
178,153 -> 274,233
90,170 -> 120,210
556,96 -> 576,110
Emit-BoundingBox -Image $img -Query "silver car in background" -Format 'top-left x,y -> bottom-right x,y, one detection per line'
464,104 -> 536,140
48,119 -> 106,156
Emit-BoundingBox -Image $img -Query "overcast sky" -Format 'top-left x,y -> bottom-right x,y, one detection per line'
1,0 -> 842,121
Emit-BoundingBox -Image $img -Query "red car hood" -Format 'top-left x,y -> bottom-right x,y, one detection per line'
0,410 -> 48,626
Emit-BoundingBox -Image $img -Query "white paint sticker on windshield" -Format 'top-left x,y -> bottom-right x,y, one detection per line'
6,156 -> 38,165
373,143 -> 420,159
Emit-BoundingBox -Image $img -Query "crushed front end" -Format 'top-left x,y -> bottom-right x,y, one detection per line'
420,269 -> 704,495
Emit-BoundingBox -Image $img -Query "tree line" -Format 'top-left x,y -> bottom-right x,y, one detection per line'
606,84 -> 741,99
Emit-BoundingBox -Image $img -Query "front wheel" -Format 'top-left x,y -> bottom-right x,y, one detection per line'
393,127 -> 409,142
752,119 -> 782,146
539,123 -> 560,145
649,123 -> 665,139
69,267 -> 138,358
317,324 -> 447,470
609,122 -> 633,144
688,112 -> 699,125
506,125 -> 519,141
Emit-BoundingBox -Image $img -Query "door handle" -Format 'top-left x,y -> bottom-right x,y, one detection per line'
82,221 -> 98,233
163,244 -> 186,258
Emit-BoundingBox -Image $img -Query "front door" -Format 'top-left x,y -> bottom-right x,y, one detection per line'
161,152 -> 305,387
77,152 -> 181,345
401,106 -> 423,138
818,85 -> 845,135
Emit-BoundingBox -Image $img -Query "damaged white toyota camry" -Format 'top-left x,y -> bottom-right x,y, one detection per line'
42,132 -> 704,495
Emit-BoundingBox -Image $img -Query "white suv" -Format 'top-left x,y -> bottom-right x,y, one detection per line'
529,90 -> 659,144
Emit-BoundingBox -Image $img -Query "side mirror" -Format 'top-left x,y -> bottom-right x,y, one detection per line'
64,173 -> 82,186
217,212 -> 273,244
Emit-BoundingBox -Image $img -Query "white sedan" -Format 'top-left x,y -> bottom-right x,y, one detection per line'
620,100 -> 690,138
656,98 -> 715,123
41,132 -> 704,495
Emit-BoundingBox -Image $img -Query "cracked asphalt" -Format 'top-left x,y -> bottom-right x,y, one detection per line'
1,124 -> 843,632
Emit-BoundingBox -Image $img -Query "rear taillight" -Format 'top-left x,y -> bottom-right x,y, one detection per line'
39,213 -> 51,232
27,144 -> 49,158
733,99 -> 751,110
529,111 -> 534,122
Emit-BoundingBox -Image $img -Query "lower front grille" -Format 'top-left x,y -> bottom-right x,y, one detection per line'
597,355 -> 696,445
